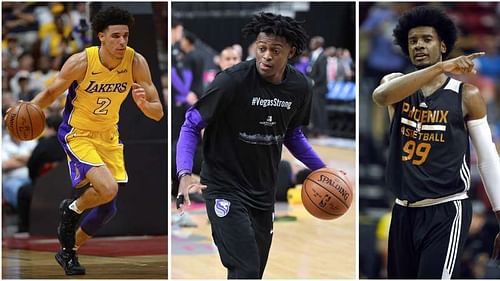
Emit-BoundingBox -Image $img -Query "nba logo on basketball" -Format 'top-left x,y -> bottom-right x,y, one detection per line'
215,199 -> 231,217
302,168 -> 353,220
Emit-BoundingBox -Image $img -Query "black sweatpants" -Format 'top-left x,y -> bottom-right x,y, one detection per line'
388,199 -> 472,279
205,198 -> 274,279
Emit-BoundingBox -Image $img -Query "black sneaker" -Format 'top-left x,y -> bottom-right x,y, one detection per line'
57,199 -> 81,251
55,249 -> 86,275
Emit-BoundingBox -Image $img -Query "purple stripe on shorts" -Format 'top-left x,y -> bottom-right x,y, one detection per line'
57,83 -> 100,187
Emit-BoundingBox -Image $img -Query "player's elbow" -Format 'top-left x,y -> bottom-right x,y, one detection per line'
152,110 -> 164,121
372,88 -> 390,106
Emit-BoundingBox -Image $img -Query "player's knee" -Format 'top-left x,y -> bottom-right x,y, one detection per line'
100,181 -> 118,203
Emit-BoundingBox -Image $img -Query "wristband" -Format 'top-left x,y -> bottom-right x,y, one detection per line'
176,194 -> 185,209
177,170 -> 191,180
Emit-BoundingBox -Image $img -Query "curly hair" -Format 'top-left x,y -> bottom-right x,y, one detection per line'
242,12 -> 308,58
92,6 -> 135,34
393,6 -> 457,59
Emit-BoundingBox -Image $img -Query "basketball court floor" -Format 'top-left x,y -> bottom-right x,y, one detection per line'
2,235 -> 167,278
172,143 -> 356,279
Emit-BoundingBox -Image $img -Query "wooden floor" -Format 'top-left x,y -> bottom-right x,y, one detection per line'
172,144 -> 356,279
2,249 -> 167,279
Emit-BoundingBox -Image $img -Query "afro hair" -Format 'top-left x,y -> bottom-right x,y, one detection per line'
393,6 -> 457,59
241,12 -> 308,59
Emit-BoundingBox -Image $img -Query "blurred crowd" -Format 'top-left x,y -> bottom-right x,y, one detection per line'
2,3 -> 91,233
3,2 -> 89,111
359,2 -> 500,279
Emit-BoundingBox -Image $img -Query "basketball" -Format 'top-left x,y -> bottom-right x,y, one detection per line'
5,102 -> 46,141
301,167 -> 353,220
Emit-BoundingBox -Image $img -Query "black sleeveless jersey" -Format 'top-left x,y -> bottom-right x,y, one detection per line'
386,77 -> 470,202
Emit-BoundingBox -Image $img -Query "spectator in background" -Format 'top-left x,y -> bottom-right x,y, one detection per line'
68,2 -> 91,48
246,40 -> 256,61
2,2 -> 39,51
180,31 -> 205,101
39,11 -> 78,60
171,19 -> 186,140
360,3 -> 410,82
31,55 -> 58,92
218,46 -> 241,71
9,52 -> 34,98
17,113 -> 66,233
306,36 -> 329,137
2,111 -> 38,209
2,33 -> 24,70
338,48 -> 354,81
231,43 -> 243,61
293,50 -> 309,75
325,46 -> 337,81
459,200 -> 498,278
15,70 -> 37,101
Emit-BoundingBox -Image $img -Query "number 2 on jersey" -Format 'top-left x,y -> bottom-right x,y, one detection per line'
402,140 -> 431,165
94,97 -> 111,115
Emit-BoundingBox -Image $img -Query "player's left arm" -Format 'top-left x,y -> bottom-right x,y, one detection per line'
463,83 -> 500,259
284,127 -> 326,171
285,77 -> 326,171
132,52 -> 164,121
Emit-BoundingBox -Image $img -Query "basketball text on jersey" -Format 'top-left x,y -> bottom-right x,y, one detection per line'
399,101 -> 450,165
251,97 -> 292,110
84,81 -> 128,93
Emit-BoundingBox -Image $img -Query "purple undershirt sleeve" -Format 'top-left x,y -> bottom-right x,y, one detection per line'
176,107 -> 207,177
284,127 -> 326,171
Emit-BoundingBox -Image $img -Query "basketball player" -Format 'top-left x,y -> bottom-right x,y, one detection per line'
372,6 -> 500,279
29,7 -> 164,275
176,13 -> 326,279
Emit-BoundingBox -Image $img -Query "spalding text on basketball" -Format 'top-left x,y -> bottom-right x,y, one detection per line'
319,174 -> 350,201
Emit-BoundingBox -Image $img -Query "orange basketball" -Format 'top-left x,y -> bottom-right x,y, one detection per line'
301,167 -> 353,220
5,102 -> 45,141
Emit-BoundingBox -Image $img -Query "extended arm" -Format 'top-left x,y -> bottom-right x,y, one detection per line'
373,52 -> 485,106
284,127 -> 326,171
132,53 -> 164,121
31,52 -> 87,109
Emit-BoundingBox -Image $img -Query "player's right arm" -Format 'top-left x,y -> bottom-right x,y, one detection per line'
372,52 -> 485,107
175,71 -> 237,214
176,107 -> 207,214
30,51 -> 87,109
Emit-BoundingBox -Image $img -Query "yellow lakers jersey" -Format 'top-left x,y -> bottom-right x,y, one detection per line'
63,46 -> 134,131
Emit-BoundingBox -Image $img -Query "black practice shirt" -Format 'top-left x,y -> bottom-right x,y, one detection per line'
195,59 -> 313,210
